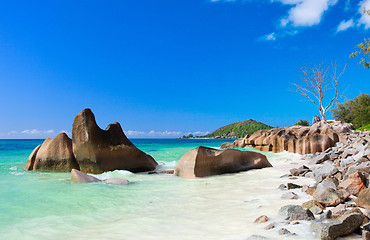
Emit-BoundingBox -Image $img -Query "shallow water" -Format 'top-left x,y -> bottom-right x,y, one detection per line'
0,138 -> 355,240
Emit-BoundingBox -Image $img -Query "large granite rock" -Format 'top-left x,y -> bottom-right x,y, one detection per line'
25,144 -> 41,170
174,146 -> 272,178
311,212 -> 364,240
356,188 -> 370,210
26,133 -> 79,172
313,178 -> 349,207
338,172 -> 367,196
72,109 -> 158,174
221,121 -> 353,154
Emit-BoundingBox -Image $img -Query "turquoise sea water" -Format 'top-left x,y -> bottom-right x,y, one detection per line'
0,139 -> 320,240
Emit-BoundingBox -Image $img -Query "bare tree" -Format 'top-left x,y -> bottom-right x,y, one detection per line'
292,63 -> 346,122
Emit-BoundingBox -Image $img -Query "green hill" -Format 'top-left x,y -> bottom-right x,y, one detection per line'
200,119 -> 273,138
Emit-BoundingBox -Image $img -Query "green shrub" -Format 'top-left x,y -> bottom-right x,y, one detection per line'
294,119 -> 309,126
331,93 -> 370,129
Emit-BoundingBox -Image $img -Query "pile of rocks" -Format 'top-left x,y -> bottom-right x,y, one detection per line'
286,130 -> 370,239
253,130 -> 369,239
221,121 -> 353,154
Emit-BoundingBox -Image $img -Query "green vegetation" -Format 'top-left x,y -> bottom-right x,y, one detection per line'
294,119 -> 309,126
180,133 -> 194,139
201,119 -> 273,138
356,123 -> 370,132
350,8 -> 370,69
331,93 -> 370,129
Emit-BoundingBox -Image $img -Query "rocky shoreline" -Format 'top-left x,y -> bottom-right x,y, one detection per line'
250,129 -> 370,240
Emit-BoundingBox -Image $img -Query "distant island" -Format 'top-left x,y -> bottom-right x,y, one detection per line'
178,119 -> 273,139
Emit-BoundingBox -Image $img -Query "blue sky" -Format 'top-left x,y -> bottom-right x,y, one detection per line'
0,0 -> 369,139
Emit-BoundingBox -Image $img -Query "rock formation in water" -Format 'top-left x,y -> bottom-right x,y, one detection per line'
174,146 -> 272,178
25,109 -> 158,173
72,109 -> 157,174
71,168 -> 101,183
25,132 -> 79,172
70,169 -> 130,184
221,121 -> 354,154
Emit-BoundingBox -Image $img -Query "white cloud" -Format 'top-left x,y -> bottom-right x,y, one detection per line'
336,19 -> 354,32
358,0 -> 370,29
124,130 -> 210,138
21,129 -> 55,135
279,0 -> 338,27
0,129 -> 57,139
264,32 -> 277,41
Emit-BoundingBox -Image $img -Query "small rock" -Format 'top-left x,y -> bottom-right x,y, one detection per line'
288,209 -> 315,221
254,215 -> 268,224
319,210 -> 332,221
264,223 -> 275,230
310,153 -> 330,164
278,184 -> 287,191
278,228 -> 291,235
302,200 -> 324,215
104,178 -> 129,185
305,172 -> 315,178
340,157 -> 356,168
278,205 -> 303,220
281,192 -> 299,199
287,183 -> 302,190
71,169 -> 101,183
329,153 -> 339,160
333,171 -> 343,182
303,186 -> 316,196
331,204 -> 346,218
291,221 -> 300,225
289,177 -> 298,180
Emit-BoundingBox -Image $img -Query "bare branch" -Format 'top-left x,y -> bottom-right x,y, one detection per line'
291,62 -> 346,121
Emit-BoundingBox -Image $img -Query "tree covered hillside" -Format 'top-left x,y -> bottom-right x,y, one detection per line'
201,119 -> 273,138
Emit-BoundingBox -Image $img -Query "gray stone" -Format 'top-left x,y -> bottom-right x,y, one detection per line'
310,153 -> 330,164
305,172 -> 314,178
311,212 -> 364,240
71,169 -> 101,183
104,178 -> 129,185
312,162 -> 339,183
278,205 -> 304,220
288,209 -> 315,221
281,192 -> 299,199
278,228 -> 291,235
335,142 -> 344,148
340,157 -> 355,168
264,223 -> 275,230
319,210 -> 332,221
302,200 -> 325,215
278,184 -> 286,190
314,187 -> 349,207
